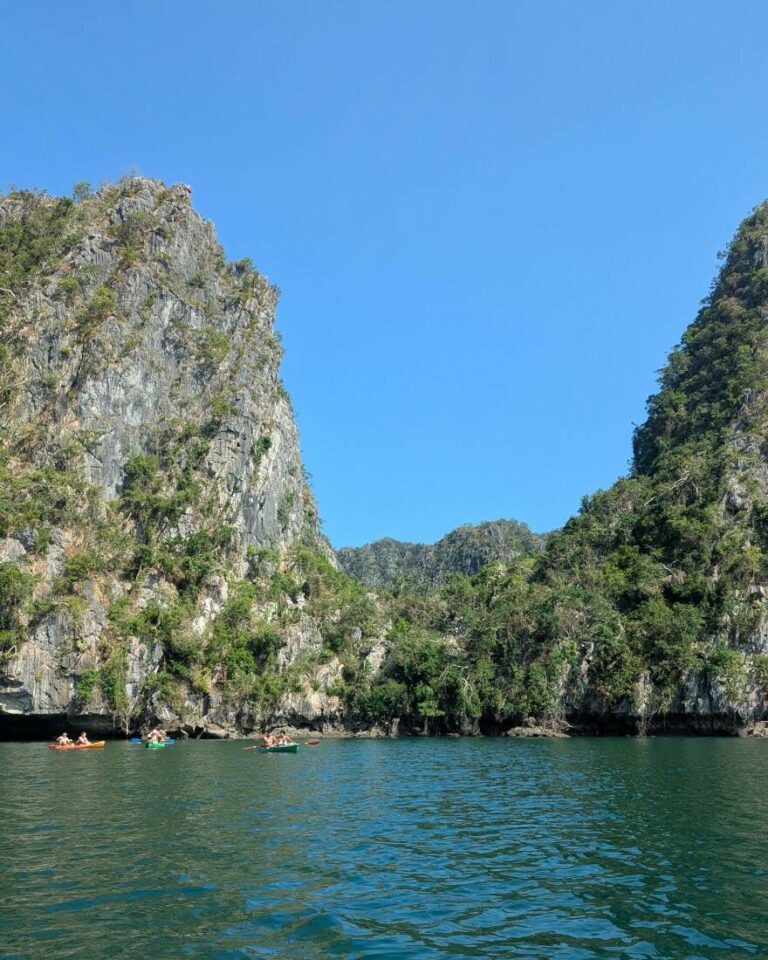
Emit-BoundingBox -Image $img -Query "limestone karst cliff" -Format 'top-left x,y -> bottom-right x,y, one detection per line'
4,178 -> 768,739
0,177 -> 382,738
338,520 -> 546,590
351,201 -> 768,736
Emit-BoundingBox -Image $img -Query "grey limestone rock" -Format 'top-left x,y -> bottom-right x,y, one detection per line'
338,519 -> 547,590
0,177 -> 339,735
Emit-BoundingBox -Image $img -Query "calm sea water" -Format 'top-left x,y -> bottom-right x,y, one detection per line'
1,737 -> 768,959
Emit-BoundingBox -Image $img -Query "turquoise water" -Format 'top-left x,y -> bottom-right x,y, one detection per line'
1,737 -> 768,959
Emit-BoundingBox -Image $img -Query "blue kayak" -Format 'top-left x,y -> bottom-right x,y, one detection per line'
130,737 -> 176,745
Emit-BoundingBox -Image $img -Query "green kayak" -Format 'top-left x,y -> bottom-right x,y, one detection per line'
144,741 -> 167,749
258,743 -> 299,753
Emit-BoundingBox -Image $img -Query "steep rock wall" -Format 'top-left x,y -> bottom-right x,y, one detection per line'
0,178 -> 361,737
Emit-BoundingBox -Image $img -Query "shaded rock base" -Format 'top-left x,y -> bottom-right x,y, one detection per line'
0,712 -> 120,741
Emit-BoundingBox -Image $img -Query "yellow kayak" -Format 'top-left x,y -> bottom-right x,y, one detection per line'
49,741 -> 105,751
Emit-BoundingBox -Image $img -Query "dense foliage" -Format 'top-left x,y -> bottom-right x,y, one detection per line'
0,181 -> 335,727
4,182 -> 768,735
351,203 -> 768,732
337,519 -> 546,590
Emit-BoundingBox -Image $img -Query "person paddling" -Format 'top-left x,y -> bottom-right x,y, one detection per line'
76,732 -> 90,746
252,731 -> 296,750
56,732 -> 73,746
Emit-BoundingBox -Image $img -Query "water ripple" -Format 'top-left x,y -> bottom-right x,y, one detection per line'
2,738 -> 768,958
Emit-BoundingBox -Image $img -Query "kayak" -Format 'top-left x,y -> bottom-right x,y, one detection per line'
144,741 -> 167,749
131,738 -> 175,744
258,743 -> 299,754
49,741 -> 105,751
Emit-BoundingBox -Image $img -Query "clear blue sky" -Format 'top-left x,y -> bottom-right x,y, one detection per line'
3,1 -> 768,547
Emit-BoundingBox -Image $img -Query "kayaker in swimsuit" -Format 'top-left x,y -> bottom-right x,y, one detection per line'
76,732 -> 90,745
146,728 -> 162,743
56,732 -> 73,745
261,732 -> 277,747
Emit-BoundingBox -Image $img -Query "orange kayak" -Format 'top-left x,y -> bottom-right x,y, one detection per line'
49,741 -> 106,750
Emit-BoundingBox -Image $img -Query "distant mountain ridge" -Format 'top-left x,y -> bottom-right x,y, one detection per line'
336,520 -> 547,589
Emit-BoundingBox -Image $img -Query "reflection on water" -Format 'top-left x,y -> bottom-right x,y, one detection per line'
1,737 -> 768,959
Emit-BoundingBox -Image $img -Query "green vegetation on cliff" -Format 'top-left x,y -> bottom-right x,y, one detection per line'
350,202 -> 768,732
3,180 -> 768,737
337,520 -> 546,590
0,178 -> 344,732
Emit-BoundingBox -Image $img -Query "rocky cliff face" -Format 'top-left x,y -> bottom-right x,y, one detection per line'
0,177 -> 377,738
338,201 -> 768,738
337,520 -> 546,589
5,178 -> 768,740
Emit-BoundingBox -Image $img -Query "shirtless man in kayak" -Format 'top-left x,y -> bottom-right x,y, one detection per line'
76,732 -> 90,745
260,732 -> 295,747
56,732 -> 73,746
